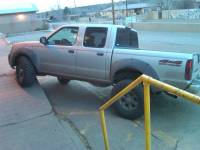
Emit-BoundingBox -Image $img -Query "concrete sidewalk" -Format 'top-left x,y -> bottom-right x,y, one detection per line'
0,72 -> 87,150
0,38 -> 87,150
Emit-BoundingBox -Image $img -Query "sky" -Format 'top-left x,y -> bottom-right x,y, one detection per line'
1,0 -> 118,12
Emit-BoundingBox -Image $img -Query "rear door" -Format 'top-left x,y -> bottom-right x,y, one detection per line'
76,27 -> 109,80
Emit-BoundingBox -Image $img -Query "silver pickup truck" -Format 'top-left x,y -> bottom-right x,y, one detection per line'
8,24 -> 200,119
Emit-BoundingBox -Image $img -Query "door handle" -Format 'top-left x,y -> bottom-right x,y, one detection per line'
68,50 -> 74,54
96,52 -> 104,56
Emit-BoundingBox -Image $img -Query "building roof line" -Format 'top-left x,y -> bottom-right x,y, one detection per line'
0,3 -> 38,15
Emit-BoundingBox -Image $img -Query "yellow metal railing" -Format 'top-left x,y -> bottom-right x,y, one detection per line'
99,74 -> 200,150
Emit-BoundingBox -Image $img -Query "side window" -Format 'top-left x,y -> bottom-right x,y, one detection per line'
115,28 -> 138,48
83,27 -> 107,48
48,27 -> 78,46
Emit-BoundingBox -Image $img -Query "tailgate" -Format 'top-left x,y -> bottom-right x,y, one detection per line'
192,54 -> 200,79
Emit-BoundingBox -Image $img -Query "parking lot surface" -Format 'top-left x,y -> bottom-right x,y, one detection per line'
138,31 -> 200,53
40,77 -> 200,150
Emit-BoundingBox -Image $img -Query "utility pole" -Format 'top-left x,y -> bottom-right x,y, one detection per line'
125,0 -> 128,17
73,0 -> 76,8
57,0 -> 61,10
111,0 -> 115,24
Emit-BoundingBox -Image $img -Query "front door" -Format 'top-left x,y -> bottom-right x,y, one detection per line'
40,27 -> 79,76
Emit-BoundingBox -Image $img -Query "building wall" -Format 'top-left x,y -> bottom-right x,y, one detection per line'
0,12 -> 46,34
0,12 -> 37,23
0,21 -> 46,35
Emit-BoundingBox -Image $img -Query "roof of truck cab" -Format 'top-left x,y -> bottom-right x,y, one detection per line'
59,24 -> 128,29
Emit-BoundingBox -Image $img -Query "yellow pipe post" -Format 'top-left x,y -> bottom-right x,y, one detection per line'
143,81 -> 151,150
98,74 -> 200,150
100,110 -> 110,150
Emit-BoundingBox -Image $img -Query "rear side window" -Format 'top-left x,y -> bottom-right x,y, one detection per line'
83,27 -> 107,48
115,28 -> 138,48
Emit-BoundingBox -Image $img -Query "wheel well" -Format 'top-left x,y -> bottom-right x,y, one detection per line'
14,54 -> 38,73
113,68 -> 142,84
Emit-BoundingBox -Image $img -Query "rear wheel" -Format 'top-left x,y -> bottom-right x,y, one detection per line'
57,77 -> 70,85
16,56 -> 36,87
112,79 -> 144,120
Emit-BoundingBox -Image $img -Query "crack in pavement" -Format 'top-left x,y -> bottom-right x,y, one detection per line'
0,110 -> 53,129
134,120 -> 172,143
174,139 -> 180,150
41,80 -> 179,150
59,115 -> 93,150
80,83 -> 174,148
0,73 -> 10,77
41,85 -> 93,150
133,120 -> 162,141
0,70 -> 15,77
133,120 -> 182,150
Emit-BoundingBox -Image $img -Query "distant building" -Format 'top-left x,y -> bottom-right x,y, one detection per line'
101,3 -> 159,18
0,3 -> 38,21
0,3 -> 44,34
37,9 -> 64,21
37,3 -> 111,21
164,0 -> 200,9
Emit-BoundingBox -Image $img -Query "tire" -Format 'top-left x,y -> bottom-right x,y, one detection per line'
112,79 -> 144,120
57,77 -> 70,85
16,56 -> 36,87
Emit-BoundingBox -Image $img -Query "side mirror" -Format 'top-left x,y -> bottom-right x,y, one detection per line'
40,37 -> 47,45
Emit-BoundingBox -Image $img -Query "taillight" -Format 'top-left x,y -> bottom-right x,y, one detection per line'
185,59 -> 193,80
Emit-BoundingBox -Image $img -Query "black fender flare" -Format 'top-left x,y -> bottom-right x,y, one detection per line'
11,48 -> 39,71
111,58 -> 159,81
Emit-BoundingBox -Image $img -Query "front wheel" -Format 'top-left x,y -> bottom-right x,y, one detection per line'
112,79 -> 144,120
16,56 -> 36,87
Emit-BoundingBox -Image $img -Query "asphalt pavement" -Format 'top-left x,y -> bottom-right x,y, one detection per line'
40,78 -> 175,150
138,30 -> 200,53
40,77 -> 200,150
